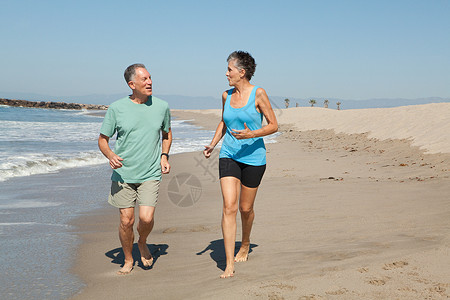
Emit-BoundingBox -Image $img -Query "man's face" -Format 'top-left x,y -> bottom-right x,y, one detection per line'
129,68 -> 152,97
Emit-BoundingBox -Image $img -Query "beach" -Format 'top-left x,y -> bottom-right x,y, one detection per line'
70,104 -> 450,299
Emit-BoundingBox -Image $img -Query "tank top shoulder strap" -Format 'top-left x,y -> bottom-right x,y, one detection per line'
250,86 -> 259,102
225,88 -> 234,108
248,86 -> 259,112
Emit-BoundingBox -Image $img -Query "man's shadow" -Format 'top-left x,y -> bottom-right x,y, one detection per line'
105,243 -> 168,270
196,239 -> 258,270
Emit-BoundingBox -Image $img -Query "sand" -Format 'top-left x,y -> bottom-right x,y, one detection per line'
71,104 -> 450,299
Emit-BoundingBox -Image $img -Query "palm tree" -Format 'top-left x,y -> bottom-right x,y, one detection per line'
336,102 -> 341,110
309,99 -> 316,107
324,99 -> 329,108
284,98 -> 290,109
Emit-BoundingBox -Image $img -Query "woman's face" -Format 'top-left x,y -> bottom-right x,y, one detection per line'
226,60 -> 244,86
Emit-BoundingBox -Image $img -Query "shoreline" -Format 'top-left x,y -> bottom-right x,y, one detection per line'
70,106 -> 449,299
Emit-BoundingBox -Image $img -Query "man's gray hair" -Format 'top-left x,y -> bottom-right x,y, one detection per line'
124,63 -> 146,83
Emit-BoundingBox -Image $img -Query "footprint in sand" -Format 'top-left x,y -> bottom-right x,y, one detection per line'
428,285 -> 447,296
267,292 -> 285,300
163,227 -> 177,233
299,295 -> 323,300
357,267 -> 369,273
325,288 -> 348,295
163,225 -> 212,234
189,225 -> 209,232
382,260 -> 408,270
367,278 -> 388,286
262,283 -> 296,291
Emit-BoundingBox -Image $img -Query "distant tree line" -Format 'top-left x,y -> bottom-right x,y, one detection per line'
283,98 -> 341,110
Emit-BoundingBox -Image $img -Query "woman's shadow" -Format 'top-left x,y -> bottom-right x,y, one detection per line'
196,239 -> 258,270
105,243 -> 168,270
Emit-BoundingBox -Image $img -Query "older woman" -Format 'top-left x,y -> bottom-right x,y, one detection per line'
203,51 -> 278,278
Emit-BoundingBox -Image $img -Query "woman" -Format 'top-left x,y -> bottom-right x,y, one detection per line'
203,51 -> 278,278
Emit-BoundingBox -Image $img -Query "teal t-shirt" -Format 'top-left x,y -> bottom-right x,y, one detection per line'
100,96 -> 171,183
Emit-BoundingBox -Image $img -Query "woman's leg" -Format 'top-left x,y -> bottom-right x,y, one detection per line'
236,163 -> 265,262
220,176 -> 241,278
235,185 -> 258,262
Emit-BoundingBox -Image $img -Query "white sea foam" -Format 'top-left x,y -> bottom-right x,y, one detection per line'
0,222 -> 69,227
0,201 -> 61,209
0,222 -> 37,225
73,109 -> 104,116
0,222 -> 70,236
0,120 -> 101,142
0,152 -> 108,182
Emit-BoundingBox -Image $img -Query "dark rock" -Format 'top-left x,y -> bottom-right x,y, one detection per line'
0,98 -> 108,110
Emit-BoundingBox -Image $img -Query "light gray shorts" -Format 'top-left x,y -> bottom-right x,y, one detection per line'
108,180 -> 161,208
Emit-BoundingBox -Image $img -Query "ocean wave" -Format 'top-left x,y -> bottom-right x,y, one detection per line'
73,109 -> 106,117
0,120 -> 101,142
0,221 -> 69,236
0,222 -> 37,225
0,201 -> 62,209
171,119 -> 204,129
0,152 -> 108,182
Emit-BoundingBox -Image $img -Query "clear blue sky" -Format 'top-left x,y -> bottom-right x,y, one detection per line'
1,0 -> 449,101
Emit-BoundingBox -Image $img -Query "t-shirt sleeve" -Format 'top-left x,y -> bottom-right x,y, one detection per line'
100,107 -> 117,137
161,105 -> 171,132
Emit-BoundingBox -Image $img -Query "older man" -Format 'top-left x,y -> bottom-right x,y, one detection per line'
98,63 -> 172,275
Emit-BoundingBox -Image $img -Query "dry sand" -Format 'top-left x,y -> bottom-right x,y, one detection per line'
71,104 -> 450,299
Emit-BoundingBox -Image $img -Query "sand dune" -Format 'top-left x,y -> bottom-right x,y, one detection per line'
277,103 -> 450,154
175,103 -> 450,154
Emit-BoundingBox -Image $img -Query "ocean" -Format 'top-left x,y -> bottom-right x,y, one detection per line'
0,105 -> 278,299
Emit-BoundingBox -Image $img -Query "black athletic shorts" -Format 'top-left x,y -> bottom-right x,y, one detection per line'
219,158 -> 266,188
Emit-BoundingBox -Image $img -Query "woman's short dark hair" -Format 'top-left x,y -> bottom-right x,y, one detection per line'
124,63 -> 146,83
227,51 -> 256,81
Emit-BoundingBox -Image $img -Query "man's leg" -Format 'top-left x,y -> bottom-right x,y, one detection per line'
137,205 -> 155,267
118,207 -> 135,274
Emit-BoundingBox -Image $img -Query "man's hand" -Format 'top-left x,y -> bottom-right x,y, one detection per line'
231,123 -> 255,139
98,134 -> 123,169
161,156 -> 170,174
108,153 -> 123,169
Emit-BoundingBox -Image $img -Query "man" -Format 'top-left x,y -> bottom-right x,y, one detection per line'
98,63 -> 172,275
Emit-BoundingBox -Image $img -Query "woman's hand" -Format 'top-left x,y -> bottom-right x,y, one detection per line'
231,123 -> 255,139
203,145 -> 215,158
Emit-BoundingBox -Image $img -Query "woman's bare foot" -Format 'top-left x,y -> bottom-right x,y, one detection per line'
235,244 -> 250,262
138,241 -> 153,267
117,260 -> 134,275
220,265 -> 235,278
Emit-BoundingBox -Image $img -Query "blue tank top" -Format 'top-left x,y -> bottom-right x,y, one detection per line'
219,86 -> 266,166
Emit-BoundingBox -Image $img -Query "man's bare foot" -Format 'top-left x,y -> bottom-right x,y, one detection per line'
220,266 -> 235,278
117,260 -> 134,275
138,241 -> 153,267
235,244 -> 250,262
